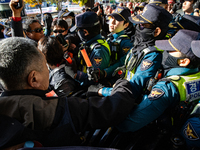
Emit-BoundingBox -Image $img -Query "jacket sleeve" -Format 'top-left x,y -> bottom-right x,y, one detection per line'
116,80 -> 179,132
67,79 -> 136,132
11,19 -> 24,37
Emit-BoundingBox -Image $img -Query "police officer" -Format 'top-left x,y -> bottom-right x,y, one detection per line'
181,40 -> 200,149
64,11 -> 111,86
87,4 -> 172,97
116,29 -> 200,148
167,14 -> 200,38
101,6 -> 133,81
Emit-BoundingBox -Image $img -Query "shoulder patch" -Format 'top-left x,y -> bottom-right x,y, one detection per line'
140,59 -> 153,71
183,122 -> 199,140
148,88 -> 164,100
93,57 -> 102,67
185,79 -> 200,102
122,47 -> 130,54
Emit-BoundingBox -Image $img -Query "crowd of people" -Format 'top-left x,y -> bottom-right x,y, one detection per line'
0,0 -> 200,149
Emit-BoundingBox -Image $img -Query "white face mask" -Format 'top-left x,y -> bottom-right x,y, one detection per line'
65,18 -> 72,27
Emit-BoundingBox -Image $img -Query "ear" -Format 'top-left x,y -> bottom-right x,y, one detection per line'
83,29 -> 89,36
154,27 -> 161,37
26,32 -> 32,38
27,70 -> 41,89
179,58 -> 190,67
124,22 -> 129,29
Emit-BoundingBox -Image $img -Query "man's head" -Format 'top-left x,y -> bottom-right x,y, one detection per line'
75,11 -> 100,42
126,2 -> 133,10
108,6 -> 131,33
23,19 -> 44,42
0,37 -> 49,91
38,36 -> 64,67
58,9 -> 74,28
129,4 -> 172,40
182,0 -> 197,14
156,29 -> 200,68
52,19 -> 68,36
134,2 -> 148,15
167,0 -> 176,12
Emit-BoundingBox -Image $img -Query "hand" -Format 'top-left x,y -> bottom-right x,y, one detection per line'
112,65 -> 126,79
87,83 -> 104,97
43,13 -> 53,30
87,67 -> 105,82
9,0 -> 24,17
64,58 -> 77,79
193,1 -> 200,10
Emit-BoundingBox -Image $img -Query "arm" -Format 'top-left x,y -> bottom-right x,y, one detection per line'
9,0 -> 24,37
67,79 -> 136,132
116,80 -> 179,132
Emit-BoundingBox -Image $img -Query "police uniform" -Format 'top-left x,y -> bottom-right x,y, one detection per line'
104,7 -> 133,79
116,30 -> 200,149
100,4 -> 172,96
181,40 -> 200,149
73,11 -> 111,86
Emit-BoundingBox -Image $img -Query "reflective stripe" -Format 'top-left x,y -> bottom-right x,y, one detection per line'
168,72 -> 200,102
97,39 -> 111,55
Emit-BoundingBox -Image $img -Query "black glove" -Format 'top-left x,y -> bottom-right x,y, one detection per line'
112,65 -> 126,79
193,1 -> 200,10
64,58 -> 77,79
172,3 -> 182,13
87,67 -> 105,82
86,83 -> 104,97
43,13 -> 53,30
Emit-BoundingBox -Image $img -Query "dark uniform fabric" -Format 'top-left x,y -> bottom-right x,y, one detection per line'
0,79 -> 136,148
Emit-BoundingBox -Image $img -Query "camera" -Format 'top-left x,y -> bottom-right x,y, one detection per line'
14,0 -> 22,9
92,4 -> 103,12
56,34 -> 68,48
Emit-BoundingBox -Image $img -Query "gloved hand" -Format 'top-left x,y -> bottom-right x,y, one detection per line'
171,2 -> 182,13
87,67 -> 105,82
86,83 -> 104,97
64,58 -> 77,79
43,13 -> 53,30
112,65 -> 126,79
193,1 -> 200,11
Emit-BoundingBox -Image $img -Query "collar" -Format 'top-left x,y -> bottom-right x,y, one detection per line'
86,34 -> 102,45
1,89 -> 48,97
113,30 -> 125,39
166,68 -> 199,77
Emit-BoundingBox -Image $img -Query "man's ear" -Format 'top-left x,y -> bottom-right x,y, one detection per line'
83,29 -> 89,36
179,58 -> 190,67
154,27 -> 161,37
27,70 -> 41,88
124,22 -> 129,29
26,32 -> 31,38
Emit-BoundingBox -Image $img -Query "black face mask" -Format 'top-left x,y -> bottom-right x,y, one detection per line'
77,29 -> 87,42
162,51 -> 185,73
77,29 -> 95,42
134,25 -> 156,43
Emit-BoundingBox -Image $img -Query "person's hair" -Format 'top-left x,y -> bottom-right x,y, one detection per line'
23,19 -> 40,32
38,36 -> 64,66
0,37 -> 43,90
82,24 -> 100,37
193,0 -> 197,4
52,19 -> 68,30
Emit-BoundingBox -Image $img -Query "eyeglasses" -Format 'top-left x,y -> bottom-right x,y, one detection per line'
29,27 -> 43,33
53,29 -> 66,33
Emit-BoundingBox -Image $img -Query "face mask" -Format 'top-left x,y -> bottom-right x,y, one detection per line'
162,51 -> 185,69
65,18 -> 72,27
134,25 -> 155,43
77,29 -> 87,42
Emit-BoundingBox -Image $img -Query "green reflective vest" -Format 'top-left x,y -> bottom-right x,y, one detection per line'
167,71 -> 200,102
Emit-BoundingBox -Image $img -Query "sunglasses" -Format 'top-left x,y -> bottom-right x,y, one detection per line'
53,30 -> 66,33
29,27 -> 43,33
